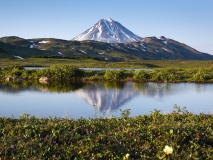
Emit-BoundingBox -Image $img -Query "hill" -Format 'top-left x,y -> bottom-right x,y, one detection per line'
0,36 -> 212,61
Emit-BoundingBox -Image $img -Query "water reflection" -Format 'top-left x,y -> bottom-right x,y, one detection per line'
76,82 -> 138,113
134,83 -> 185,98
75,82 -> 206,113
0,80 -> 85,93
0,80 -> 212,118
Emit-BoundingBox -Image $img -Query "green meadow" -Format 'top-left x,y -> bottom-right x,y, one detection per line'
0,106 -> 213,159
0,58 -> 213,68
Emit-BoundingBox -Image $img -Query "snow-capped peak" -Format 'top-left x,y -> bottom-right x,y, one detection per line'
158,36 -> 166,41
73,18 -> 142,43
106,17 -> 114,22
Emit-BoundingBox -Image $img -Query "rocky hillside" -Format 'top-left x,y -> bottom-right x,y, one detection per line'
0,36 -> 213,61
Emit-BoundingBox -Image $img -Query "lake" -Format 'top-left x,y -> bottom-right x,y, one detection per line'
24,67 -> 152,71
0,81 -> 212,119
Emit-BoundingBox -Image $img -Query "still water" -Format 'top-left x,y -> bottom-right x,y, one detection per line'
24,67 -> 151,71
0,81 -> 212,118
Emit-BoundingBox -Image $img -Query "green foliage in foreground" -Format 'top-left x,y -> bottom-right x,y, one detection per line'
1,65 -> 213,83
0,106 -> 213,159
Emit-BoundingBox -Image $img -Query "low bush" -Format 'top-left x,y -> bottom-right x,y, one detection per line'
104,69 -> 130,80
0,106 -> 213,159
0,66 -> 213,82
192,68 -> 213,82
133,70 -> 150,81
35,65 -> 84,80
150,68 -> 182,82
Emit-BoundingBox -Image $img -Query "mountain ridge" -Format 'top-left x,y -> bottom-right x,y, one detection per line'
0,35 -> 213,61
1,17 -> 212,61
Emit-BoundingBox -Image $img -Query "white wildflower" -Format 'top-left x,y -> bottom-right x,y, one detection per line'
163,145 -> 173,155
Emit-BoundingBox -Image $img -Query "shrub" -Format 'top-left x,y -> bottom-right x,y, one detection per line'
133,70 -> 150,81
0,107 -> 213,159
0,66 -> 213,82
34,65 -> 84,80
192,68 -> 212,82
151,68 -> 182,82
104,69 -> 131,80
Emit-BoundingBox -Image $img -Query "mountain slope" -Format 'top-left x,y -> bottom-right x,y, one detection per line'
0,36 -> 213,61
73,18 -> 141,43
0,36 -> 66,59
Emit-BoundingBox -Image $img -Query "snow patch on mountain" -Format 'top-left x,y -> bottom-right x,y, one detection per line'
158,36 -> 166,41
30,41 -> 37,48
128,47 -> 140,51
107,17 -> 113,22
30,44 -> 37,48
39,41 -> 50,44
162,48 -> 169,52
140,42 -> 146,48
169,45 -> 178,50
78,50 -> 87,54
98,52 -> 104,55
14,56 -> 24,59
162,41 -> 167,44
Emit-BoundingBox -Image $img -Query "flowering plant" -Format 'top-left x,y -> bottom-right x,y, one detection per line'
163,145 -> 173,155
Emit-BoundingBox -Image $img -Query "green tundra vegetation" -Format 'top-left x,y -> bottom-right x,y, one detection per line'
0,106 -> 212,159
1,59 -> 213,159
0,58 -> 213,68
0,65 -> 213,82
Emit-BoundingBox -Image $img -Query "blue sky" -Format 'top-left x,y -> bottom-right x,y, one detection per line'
0,0 -> 213,54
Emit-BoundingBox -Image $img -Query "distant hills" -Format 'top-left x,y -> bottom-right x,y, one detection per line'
0,18 -> 213,61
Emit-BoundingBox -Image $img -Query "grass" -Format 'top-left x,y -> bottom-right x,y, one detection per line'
0,106 -> 212,159
1,58 -> 213,68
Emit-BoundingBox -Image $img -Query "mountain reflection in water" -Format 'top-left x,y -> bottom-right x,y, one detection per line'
0,81 -> 212,118
76,82 -> 138,113
75,82 -> 190,113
